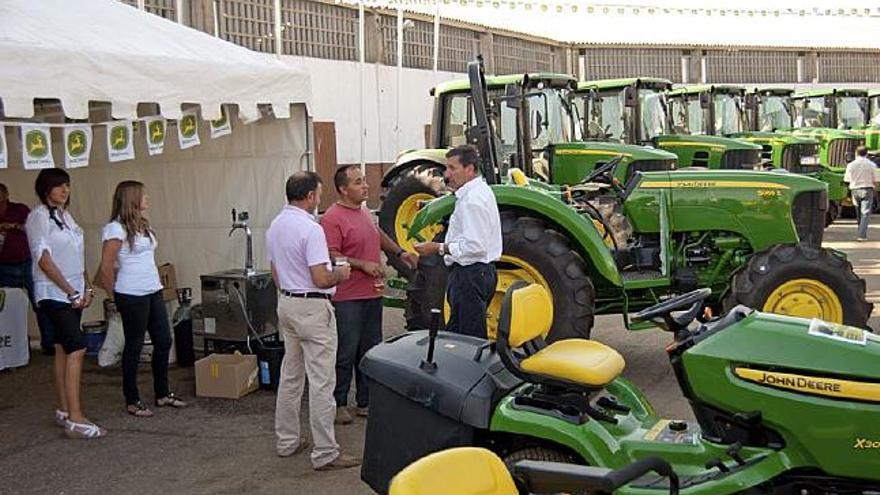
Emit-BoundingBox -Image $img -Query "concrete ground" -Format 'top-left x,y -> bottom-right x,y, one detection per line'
1,217 -> 878,494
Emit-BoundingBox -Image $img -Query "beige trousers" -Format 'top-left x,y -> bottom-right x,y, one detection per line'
274,296 -> 340,468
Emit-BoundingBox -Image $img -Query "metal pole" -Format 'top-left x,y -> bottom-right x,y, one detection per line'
359,1 -> 366,173
137,0 -> 145,10
396,7 -> 403,155
212,0 -> 220,37
274,0 -> 282,57
433,1 -> 440,72
175,0 -> 183,23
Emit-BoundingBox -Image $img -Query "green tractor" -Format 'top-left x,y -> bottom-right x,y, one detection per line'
866,88 -> 880,153
378,72 -> 676,278
788,88 -> 870,216
403,60 -> 870,342
664,85 -> 840,225
574,78 -> 763,170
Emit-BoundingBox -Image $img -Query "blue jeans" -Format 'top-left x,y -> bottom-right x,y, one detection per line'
852,187 -> 875,239
333,298 -> 383,408
0,259 -> 55,350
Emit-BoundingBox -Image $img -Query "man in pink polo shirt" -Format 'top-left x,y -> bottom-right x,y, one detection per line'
321,165 -> 417,425
267,171 -> 359,471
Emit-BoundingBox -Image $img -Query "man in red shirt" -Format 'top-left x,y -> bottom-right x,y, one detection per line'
0,183 -> 54,355
321,165 -> 417,424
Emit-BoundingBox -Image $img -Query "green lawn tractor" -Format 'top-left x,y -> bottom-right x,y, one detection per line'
378,71 -> 676,279
574,78 -> 764,171
664,85 -> 839,225
402,60 -> 870,342
362,284 -> 880,494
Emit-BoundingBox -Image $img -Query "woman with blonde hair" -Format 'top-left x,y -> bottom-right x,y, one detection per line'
98,181 -> 186,417
25,168 -> 104,439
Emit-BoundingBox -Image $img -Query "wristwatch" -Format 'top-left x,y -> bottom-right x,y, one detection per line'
438,243 -> 446,256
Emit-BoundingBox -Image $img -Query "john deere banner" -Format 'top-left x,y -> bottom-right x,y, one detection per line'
63,124 -> 92,169
144,116 -> 166,156
178,110 -> 200,150
107,120 -> 135,162
209,108 -> 232,139
0,125 -> 6,169
20,124 -> 54,170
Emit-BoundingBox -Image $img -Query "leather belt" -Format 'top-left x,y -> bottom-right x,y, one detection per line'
281,290 -> 331,300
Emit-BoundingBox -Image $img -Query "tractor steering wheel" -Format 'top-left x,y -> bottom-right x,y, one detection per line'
632,288 -> 712,335
582,155 -> 625,186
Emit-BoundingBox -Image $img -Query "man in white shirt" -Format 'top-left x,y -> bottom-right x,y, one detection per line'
414,145 -> 502,338
844,146 -> 878,241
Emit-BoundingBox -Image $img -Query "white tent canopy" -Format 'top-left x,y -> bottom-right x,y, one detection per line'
0,0 -> 311,121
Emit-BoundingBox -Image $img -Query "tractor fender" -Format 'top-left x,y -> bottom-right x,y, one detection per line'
408,185 -> 622,286
381,149 -> 449,188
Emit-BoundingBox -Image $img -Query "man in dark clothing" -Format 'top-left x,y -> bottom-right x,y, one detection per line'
0,183 -> 54,354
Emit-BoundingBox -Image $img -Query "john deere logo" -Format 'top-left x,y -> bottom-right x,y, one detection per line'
25,130 -> 49,158
180,115 -> 197,138
110,125 -> 129,151
67,130 -> 88,157
148,121 -> 165,144
211,114 -> 227,128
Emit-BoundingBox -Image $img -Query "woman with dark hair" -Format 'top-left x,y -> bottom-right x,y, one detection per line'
25,168 -> 104,439
97,181 -> 185,417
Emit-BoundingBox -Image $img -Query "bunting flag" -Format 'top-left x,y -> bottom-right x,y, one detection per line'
107,120 -> 135,162
20,124 -> 54,170
144,116 -> 167,156
210,107 -> 232,139
63,124 -> 92,169
0,125 -> 6,169
178,110 -> 201,149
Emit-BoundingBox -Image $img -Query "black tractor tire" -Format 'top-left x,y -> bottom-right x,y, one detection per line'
723,243 -> 872,328
404,252 -> 448,330
379,175 -> 442,279
404,212 -> 595,341
500,213 -> 595,342
824,200 -> 840,228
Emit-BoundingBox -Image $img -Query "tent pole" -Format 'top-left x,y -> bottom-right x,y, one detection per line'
175,0 -> 183,23
359,1 -> 365,174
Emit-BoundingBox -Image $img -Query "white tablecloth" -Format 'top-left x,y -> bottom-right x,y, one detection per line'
0,288 -> 29,370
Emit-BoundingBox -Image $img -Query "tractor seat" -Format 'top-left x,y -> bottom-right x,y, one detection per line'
508,167 -> 529,186
496,282 -> 625,389
389,447 -> 518,495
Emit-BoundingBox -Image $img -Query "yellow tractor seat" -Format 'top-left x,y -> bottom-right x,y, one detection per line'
389,447 -> 519,495
520,339 -> 625,387
508,167 -> 529,186
496,282 -> 626,390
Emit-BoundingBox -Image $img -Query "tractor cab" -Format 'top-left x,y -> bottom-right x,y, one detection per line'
666,84 -> 748,137
792,88 -> 868,131
575,79 -> 762,171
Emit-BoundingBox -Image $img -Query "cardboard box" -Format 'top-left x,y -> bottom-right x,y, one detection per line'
195,353 -> 259,399
158,263 -> 177,301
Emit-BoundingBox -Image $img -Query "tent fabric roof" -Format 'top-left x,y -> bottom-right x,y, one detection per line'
0,0 -> 311,121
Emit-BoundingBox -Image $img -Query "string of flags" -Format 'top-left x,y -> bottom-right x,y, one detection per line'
339,0 -> 880,18
0,108 -> 237,170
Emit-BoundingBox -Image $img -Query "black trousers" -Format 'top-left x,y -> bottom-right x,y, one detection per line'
445,262 -> 497,339
333,298 -> 383,408
115,290 -> 172,405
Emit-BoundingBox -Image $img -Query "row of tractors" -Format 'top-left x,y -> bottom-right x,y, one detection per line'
376,60 -> 873,342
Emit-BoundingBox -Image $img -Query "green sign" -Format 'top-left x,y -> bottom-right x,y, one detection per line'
180,115 -> 197,138
67,130 -> 88,157
25,130 -> 49,158
110,125 -> 129,151
148,120 -> 165,144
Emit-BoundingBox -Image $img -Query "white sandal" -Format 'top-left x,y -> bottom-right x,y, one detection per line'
55,409 -> 69,427
64,420 -> 107,439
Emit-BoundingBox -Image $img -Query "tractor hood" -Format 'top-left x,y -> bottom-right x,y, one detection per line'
730,131 -> 819,146
555,141 -> 678,161
787,127 -> 864,142
656,134 -> 762,152
638,168 -> 826,192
